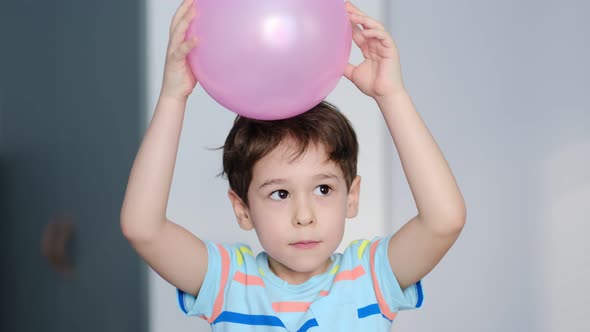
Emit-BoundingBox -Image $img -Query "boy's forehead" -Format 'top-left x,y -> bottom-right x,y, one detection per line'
250,140 -> 345,186
268,139 -> 330,163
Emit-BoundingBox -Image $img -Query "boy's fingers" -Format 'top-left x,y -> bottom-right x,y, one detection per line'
362,29 -> 394,48
352,25 -> 366,47
169,7 -> 196,50
171,37 -> 198,61
352,25 -> 370,58
172,0 -> 193,26
170,0 -> 194,34
345,1 -> 368,17
343,63 -> 356,81
350,14 -> 385,31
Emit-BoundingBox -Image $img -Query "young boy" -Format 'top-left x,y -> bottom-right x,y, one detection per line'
121,0 -> 466,331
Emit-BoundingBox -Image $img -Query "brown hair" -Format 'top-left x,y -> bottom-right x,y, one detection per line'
222,101 -> 359,205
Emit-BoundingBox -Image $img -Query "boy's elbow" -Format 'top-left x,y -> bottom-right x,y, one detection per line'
120,212 -> 139,242
449,207 -> 466,233
443,203 -> 467,234
120,210 -> 155,243
425,203 -> 466,236
120,216 -> 136,241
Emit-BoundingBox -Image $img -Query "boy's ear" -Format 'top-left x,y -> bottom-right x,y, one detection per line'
346,175 -> 361,218
228,190 -> 254,230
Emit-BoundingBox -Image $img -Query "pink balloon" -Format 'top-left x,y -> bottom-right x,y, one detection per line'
186,0 -> 352,120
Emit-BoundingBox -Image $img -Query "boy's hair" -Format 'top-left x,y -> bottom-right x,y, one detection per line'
222,101 -> 359,205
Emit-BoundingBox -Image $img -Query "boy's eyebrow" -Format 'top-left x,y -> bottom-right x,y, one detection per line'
258,173 -> 341,189
313,173 -> 341,181
258,179 -> 286,189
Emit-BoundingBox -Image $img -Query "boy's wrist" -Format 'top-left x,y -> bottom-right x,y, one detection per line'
156,93 -> 191,116
159,91 -> 189,105
374,88 -> 410,109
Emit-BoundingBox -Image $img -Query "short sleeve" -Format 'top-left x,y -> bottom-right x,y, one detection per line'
177,241 -> 229,320
371,234 -> 424,312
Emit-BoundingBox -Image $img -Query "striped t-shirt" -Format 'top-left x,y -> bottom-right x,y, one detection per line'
177,235 -> 423,331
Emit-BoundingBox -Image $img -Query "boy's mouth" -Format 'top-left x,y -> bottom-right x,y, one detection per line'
290,241 -> 320,249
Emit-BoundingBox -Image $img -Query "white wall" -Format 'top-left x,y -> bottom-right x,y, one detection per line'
146,1 -> 390,331
389,0 -> 590,331
146,0 -> 590,331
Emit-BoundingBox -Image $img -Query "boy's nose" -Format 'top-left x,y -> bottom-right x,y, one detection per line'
295,215 -> 314,226
294,198 -> 314,226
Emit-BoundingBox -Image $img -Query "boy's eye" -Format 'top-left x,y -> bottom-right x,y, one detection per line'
313,185 -> 332,196
269,190 -> 289,200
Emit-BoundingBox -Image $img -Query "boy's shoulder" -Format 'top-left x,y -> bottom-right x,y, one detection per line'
340,237 -> 389,262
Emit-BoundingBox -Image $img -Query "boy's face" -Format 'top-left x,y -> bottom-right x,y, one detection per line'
228,140 -> 361,285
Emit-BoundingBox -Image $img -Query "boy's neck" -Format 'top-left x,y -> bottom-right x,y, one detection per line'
267,256 -> 332,285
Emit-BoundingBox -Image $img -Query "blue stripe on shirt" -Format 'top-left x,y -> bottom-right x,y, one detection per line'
213,311 -> 285,327
416,280 -> 424,308
297,318 -> 319,332
357,303 -> 381,318
177,290 -> 188,314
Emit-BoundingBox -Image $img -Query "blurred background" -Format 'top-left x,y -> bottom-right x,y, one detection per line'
1,0 -> 588,331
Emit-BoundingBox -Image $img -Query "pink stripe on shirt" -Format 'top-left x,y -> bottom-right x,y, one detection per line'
334,265 -> 366,282
272,302 -> 311,312
233,271 -> 265,287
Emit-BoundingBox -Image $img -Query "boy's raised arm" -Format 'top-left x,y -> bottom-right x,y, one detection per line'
120,0 -> 206,296
377,92 -> 466,290
343,1 -> 466,290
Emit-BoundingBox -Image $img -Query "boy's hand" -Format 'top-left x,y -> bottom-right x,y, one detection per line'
160,0 -> 199,101
343,1 -> 405,101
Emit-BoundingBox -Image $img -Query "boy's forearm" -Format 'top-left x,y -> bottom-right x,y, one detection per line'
377,92 -> 466,232
120,96 -> 188,240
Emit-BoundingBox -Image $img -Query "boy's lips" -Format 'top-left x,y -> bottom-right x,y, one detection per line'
290,241 -> 320,249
